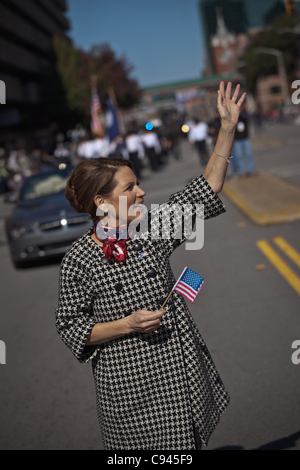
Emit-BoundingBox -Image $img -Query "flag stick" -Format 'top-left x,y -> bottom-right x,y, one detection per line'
159,267 -> 187,311
159,290 -> 173,311
173,266 -> 187,291
108,86 -> 118,108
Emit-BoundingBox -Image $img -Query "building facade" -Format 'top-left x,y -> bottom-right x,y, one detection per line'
0,0 -> 70,142
210,7 -> 239,75
119,72 -> 242,128
198,0 -> 300,75
198,0 -> 300,113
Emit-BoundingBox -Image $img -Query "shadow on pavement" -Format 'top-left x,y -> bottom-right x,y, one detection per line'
210,430 -> 300,450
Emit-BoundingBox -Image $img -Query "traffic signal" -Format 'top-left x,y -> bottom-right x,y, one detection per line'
285,0 -> 297,15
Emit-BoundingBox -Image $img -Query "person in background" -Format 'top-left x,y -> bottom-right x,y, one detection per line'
0,150 -> 9,194
125,125 -> 145,180
77,137 -> 96,160
54,143 -> 71,166
208,110 -> 221,147
232,104 -> 257,177
92,136 -> 110,158
109,134 -> 129,160
188,117 -> 209,166
167,113 -> 182,161
142,127 -> 161,171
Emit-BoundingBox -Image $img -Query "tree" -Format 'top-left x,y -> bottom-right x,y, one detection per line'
40,37 -> 90,130
84,44 -> 142,110
238,13 -> 300,94
41,37 -> 142,130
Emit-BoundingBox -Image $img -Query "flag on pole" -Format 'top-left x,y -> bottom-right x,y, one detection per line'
173,267 -> 204,303
106,91 -> 121,142
91,83 -> 104,136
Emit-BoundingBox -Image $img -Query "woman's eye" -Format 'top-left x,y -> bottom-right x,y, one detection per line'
126,182 -> 140,191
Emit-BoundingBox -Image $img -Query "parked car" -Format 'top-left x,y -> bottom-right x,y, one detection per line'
5,166 -> 92,268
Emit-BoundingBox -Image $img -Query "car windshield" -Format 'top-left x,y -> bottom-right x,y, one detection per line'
19,168 -> 74,201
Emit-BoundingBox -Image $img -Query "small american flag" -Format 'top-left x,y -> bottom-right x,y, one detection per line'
173,267 -> 204,303
91,84 -> 104,136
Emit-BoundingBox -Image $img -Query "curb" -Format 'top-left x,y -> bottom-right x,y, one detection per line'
222,174 -> 300,226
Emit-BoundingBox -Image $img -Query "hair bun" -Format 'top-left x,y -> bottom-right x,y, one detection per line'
65,179 -> 86,213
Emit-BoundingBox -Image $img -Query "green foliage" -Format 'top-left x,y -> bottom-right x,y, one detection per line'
238,13 -> 300,93
40,36 -> 142,129
52,36 -> 88,116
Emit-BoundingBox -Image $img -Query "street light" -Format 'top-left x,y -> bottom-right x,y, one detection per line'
252,47 -> 290,103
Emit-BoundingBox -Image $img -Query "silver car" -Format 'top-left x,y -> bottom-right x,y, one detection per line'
5,166 -> 92,268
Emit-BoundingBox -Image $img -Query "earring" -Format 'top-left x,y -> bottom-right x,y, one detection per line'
96,204 -> 109,217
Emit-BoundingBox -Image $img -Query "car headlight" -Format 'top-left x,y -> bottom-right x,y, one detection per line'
9,223 -> 32,240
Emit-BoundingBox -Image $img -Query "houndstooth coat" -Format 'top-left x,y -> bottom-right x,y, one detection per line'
55,175 -> 230,450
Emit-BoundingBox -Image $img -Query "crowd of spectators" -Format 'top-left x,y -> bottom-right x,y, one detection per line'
0,113 -> 183,194
1,105 -> 294,195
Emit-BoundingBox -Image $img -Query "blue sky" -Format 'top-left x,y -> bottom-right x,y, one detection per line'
66,0 -> 206,88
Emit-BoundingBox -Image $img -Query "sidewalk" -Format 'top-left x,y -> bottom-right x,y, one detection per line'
223,173 -> 300,225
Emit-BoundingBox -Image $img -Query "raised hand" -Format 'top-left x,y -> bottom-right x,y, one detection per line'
217,82 -> 246,129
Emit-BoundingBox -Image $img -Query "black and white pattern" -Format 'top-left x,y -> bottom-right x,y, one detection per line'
55,175 -> 230,450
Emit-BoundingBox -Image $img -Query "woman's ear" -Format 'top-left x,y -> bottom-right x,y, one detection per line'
94,195 -> 104,207
94,195 -> 109,217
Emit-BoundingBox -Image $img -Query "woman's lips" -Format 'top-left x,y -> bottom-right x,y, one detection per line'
131,202 -> 145,216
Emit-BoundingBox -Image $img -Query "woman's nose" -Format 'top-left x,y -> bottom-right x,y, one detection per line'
138,187 -> 146,197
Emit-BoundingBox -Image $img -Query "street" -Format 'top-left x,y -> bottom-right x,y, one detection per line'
0,122 -> 300,450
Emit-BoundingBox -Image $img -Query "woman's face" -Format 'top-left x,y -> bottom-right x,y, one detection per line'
95,166 -> 146,227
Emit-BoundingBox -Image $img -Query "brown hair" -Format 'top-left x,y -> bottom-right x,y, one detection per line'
65,158 -> 133,220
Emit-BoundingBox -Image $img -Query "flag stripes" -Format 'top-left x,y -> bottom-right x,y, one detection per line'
174,280 -> 203,303
173,267 -> 205,304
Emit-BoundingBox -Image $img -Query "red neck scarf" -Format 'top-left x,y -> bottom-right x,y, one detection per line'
93,221 -> 133,262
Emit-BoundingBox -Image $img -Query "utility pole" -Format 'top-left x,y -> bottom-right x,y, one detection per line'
253,47 -> 290,104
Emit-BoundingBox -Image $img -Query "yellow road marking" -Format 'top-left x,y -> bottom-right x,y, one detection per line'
273,236 -> 300,269
256,239 -> 300,296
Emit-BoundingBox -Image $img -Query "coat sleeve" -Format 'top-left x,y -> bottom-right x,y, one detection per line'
148,174 -> 226,252
55,257 -> 99,364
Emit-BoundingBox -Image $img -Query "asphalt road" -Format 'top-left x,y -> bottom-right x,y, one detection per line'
0,122 -> 300,450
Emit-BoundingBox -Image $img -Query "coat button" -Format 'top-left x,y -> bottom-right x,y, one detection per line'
134,243 -> 142,251
114,283 -> 123,292
147,269 -> 157,278
101,256 -> 109,264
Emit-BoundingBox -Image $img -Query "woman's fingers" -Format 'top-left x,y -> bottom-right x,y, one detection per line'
141,316 -> 163,333
219,81 -> 225,99
217,89 -> 223,109
131,309 -> 167,333
237,92 -> 247,108
225,82 -> 232,100
232,84 -> 241,103
219,82 -> 246,105
140,309 -> 166,321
